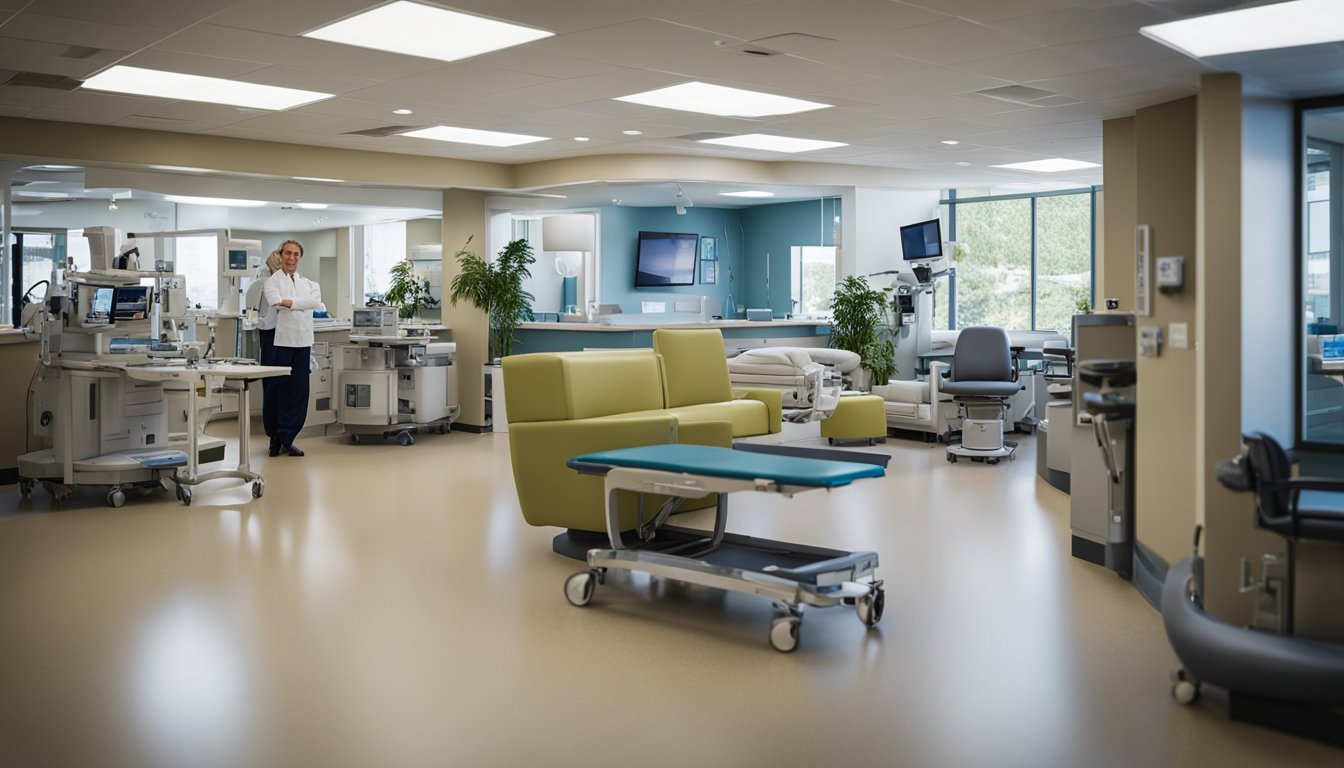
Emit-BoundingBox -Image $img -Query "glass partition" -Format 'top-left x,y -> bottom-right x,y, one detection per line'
1301,100 -> 1344,448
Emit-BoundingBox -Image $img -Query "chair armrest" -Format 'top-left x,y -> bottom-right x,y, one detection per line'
733,387 -> 783,433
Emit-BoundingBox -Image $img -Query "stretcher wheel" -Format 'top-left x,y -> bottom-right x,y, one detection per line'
252,480 -> 264,499
398,432 -> 414,446
107,489 -> 125,508
987,457 -> 1000,465
1172,670 -> 1200,704
351,434 -> 361,444
947,454 -> 957,463
769,616 -> 801,653
564,571 -> 598,607
176,484 -> 192,506
857,588 -> 885,627
18,479 -> 33,498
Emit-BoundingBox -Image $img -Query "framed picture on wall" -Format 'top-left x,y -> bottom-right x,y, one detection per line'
700,236 -> 717,284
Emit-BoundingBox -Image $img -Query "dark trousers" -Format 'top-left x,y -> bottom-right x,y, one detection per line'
258,328 -> 276,437
264,345 -> 310,448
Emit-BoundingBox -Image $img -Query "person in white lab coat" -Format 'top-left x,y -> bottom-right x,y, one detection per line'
244,250 -> 282,441
262,240 -> 325,457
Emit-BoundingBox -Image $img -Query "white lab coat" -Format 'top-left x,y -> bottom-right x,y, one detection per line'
263,269 -> 325,348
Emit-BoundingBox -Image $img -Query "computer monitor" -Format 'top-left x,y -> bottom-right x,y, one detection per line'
900,219 -> 943,261
352,306 -> 399,337
111,285 -> 152,322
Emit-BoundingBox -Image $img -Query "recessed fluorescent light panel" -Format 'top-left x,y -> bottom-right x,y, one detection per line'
615,82 -> 831,118
293,176 -> 345,183
1141,0 -> 1344,58
164,195 -> 268,207
698,133 -> 847,153
82,66 -> 333,110
991,158 -> 1100,173
303,1 -> 552,63
400,125 -> 548,147
720,191 -> 775,198
296,203 -> 329,210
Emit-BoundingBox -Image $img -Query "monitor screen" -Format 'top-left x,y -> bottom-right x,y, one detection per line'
227,249 -> 249,272
635,231 -> 698,287
352,309 -> 381,328
900,219 -> 943,261
91,287 -> 114,316
111,285 -> 151,321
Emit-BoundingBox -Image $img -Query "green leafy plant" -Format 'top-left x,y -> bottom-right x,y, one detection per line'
1075,297 -> 1093,314
829,275 -> 896,388
385,259 -> 440,320
448,237 -> 536,361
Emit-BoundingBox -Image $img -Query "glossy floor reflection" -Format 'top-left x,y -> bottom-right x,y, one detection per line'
1,421 -> 1338,768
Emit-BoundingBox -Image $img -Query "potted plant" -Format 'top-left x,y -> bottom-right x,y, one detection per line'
384,259 -> 439,320
447,237 -> 536,362
829,275 -> 896,389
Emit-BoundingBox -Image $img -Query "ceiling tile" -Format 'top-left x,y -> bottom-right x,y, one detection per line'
989,4 -> 1178,47
31,0 -> 227,32
24,105 -> 122,124
675,0 -> 948,43
236,65 -> 379,95
791,41 -> 936,79
854,18 -> 1041,66
1055,33 -> 1180,68
899,0 -> 1077,23
0,12 -> 165,50
956,47 -> 1102,81
121,49 -> 265,79
530,19 -> 723,69
650,50 -> 878,95
468,48 -> 622,80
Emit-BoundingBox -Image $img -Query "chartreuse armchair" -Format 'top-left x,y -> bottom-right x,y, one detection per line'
502,330 -> 781,539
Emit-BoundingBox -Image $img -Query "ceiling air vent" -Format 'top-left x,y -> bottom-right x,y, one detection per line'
2,71 -> 84,90
974,84 -> 1079,108
344,125 -> 421,137
61,46 -> 102,60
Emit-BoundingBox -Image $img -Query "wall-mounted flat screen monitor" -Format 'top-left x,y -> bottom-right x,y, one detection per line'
900,219 -> 943,261
635,231 -> 698,287
111,285 -> 152,321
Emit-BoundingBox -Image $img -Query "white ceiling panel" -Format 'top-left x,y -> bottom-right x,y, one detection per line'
30,0 -> 229,32
0,37 -> 126,79
121,49 -> 265,79
232,65 -> 379,95
820,68 -> 1011,106
649,50 -> 879,95
1024,67 -> 1170,101
288,45 -> 450,83
197,0 -> 397,37
675,0 -> 948,43
530,19 -> 725,69
955,46 -> 1103,82
126,99 -> 257,123
0,103 -> 32,116
791,42 -> 935,80
0,12 -> 167,50
899,0 -> 1077,23
854,18 -> 1040,66
1120,56 -> 1216,86
487,86 -> 600,111
227,110 -> 392,136
355,65 -> 550,104
154,24 -> 318,66
1056,33 -> 1181,68
989,3 -> 1178,47
24,105 -> 123,125
545,68 -> 686,99
468,48 -> 622,80
45,89 -> 161,115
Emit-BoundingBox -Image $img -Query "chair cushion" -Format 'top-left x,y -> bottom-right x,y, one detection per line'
942,380 -> 1021,397
654,329 -> 733,407
873,379 -> 929,403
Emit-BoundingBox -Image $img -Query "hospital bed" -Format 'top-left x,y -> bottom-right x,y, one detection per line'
563,443 -> 886,652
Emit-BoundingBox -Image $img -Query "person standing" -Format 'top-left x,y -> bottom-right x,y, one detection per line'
246,250 -> 283,442
262,240 -> 324,457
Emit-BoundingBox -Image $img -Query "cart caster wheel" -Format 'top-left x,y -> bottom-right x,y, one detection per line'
18,479 -> 33,498
1007,453 -> 1016,461
857,587 -> 885,628
947,454 -> 957,463
1172,670 -> 1200,704
564,570 -> 598,607
987,457 -> 1000,465
351,434 -> 361,444
769,616 -> 801,653
252,480 -> 264,499
398,432 -> 414,446
107,489 -> 126,508
176,485 -> 192,506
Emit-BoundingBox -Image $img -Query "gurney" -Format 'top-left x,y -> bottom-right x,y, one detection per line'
564,443 -> 886,652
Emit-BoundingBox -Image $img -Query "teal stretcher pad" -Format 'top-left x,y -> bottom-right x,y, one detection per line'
570,443 -> 885,488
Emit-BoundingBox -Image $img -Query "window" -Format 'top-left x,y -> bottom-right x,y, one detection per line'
174,234 -> 219,311
363,221 -> 407,303
1301,106 -> 1343,448
940,188 -> 1097,337
791,245 -> 836,317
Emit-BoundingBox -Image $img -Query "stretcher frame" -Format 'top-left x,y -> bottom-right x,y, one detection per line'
565,445 -> 886,652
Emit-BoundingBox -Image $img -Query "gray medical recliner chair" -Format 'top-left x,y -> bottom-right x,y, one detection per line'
942,326 -> 1022,464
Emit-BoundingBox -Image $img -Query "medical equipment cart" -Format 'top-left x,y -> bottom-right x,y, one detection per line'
338,336 -> 458,445
564,443 -> 887,652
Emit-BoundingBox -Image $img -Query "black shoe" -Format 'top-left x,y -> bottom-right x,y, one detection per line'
268,444 -> 281,457
285,445 -> 305,457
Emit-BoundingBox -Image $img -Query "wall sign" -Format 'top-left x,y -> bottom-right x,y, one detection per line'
1135,224 -> 1151,317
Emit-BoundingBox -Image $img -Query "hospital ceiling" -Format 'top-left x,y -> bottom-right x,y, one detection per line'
2,0 -> 1343,210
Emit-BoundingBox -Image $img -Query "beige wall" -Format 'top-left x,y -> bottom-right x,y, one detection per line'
1133,97 -> 1201,568
1100,118 -> 1136,309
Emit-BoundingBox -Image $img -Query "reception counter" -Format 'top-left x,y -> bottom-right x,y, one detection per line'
514,319 -> 831,354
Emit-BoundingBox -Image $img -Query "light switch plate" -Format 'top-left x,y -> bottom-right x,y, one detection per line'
1169,322 -> 1188,349
1139,326 -> 1163,357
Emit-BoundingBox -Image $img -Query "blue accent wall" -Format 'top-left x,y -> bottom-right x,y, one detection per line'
596,197 -> 841,319
740,198 -> 840,318
599,205 -> 744,316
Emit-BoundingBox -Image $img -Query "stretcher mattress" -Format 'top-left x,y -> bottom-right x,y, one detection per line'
570,443 -> 884,488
